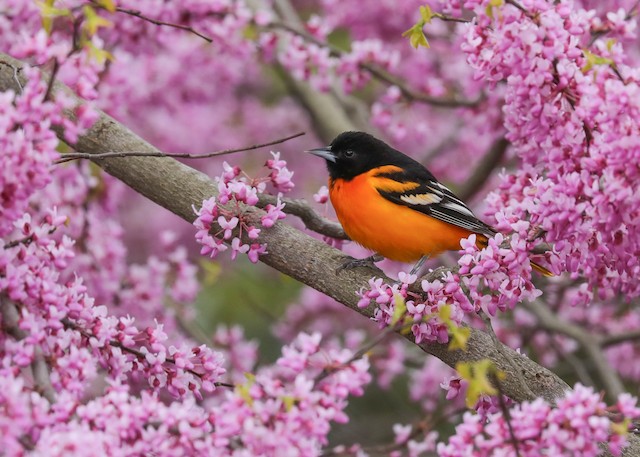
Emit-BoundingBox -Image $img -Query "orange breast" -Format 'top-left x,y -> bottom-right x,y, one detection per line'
329,167 -> 474,263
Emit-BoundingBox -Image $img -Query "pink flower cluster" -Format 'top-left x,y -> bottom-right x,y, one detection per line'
358,271 -> 468,344
275,16 -> 400,93
0,67 -> 97,236
0,210 -> 227,400
439,384 -> 640,456
194,153 -> 292,263
210,332 -> 371,455
463,0 -> 640,302
2,332 -> 370,457
459,233 -> 543,315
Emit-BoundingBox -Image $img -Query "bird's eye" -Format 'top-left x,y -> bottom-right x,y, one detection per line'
344,150 -> 354,158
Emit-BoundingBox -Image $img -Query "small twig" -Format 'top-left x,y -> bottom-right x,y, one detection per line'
4,227 -> 57,249
111,6 -> 215,43
601,330 -> 640,347
588,0 -> 640,46
259,195 -> 348,240
457,137 -> 508,201
315,320 -> 417,384
61,318 -> 234,388
525,300 -> 625,400
43,58 -> 60,102
434,14 -> 472,24
55,131 -> 305,164
314,326 -> 397,383
493,375 -> 522,457
1,297 -> 56,403
505,0 -> 537,20
268,21 -> 482,108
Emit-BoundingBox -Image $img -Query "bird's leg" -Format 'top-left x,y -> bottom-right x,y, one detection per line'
337,253 -> 384,273
409,255 -> 430,277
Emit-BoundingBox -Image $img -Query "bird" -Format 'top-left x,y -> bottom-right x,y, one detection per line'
307,131 -> 552,276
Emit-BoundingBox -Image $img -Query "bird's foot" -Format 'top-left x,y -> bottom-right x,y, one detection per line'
336,254 -> 384,274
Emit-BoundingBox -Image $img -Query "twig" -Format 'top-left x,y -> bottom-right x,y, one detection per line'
43,58 -> 60,102
314,325 -> 398,383
457,137 -> 508,201
111,6 -> 215,43
268,21 -> 482,108
493,375 -> 522,457
588,0 -> 640,46
0,60 -> 23,92
505,0 -> 537,20
4,227 -> 57,249
601,330 -> 640,348
55,131 -> 305,164
525,300 -> 625,400
61,318 -> 234,388
259,195 -> 348,240
1,297 -> 56,403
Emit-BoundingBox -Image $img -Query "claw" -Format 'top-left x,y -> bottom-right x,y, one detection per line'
336,254 -> 384,274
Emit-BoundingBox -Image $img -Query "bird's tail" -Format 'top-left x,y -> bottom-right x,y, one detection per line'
530,261 -> 553,277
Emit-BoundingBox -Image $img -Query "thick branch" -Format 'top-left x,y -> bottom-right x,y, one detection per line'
457,137 -> 508,201
0,296 -> 56,403
2,52 -> 638,455
0,52 -> 569,403
259,194 -> 347,240
525,301 -> 625,400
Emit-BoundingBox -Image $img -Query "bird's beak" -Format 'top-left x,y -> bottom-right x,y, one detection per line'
306,146 -> 336,163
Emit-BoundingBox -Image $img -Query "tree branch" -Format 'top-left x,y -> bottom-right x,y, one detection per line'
457,137 -> 508,201
601,330 -> 640,348
2,52 -> 638,455
0,296 -> 56,403
0,53 -> 569,402
55,131 -> 305,164
524,300 -> 625,400
259,194 -> 347,239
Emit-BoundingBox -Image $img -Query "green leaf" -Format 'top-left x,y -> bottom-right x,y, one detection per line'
401,5 -> 431,49
449,326 -> 471,351
282,395 -> 296,412
236,373 -> 256,406
37,1 -> 71,34
84,41 -> 114,65
485,0 -> 503,19
456,359 -> 501,408
438,305 -> 470,351
391,293 -> 407,327
611,418 -> 630,436
199,260 -> 222,286
582,49 -> 614,73
95,0 -> 117,13
419,5 -> 435,23
243,24 -> 258,41
83,5 -> 113,36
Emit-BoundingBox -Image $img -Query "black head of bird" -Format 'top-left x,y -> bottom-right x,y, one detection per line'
307,131 -> 420,181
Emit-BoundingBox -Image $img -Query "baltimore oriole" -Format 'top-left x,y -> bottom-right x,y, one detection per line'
308,131 -> 552,276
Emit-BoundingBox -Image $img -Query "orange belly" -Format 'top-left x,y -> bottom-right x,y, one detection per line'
329,170 -> 475,263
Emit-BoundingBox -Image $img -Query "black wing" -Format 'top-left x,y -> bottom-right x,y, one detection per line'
375,168 -> 496,237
